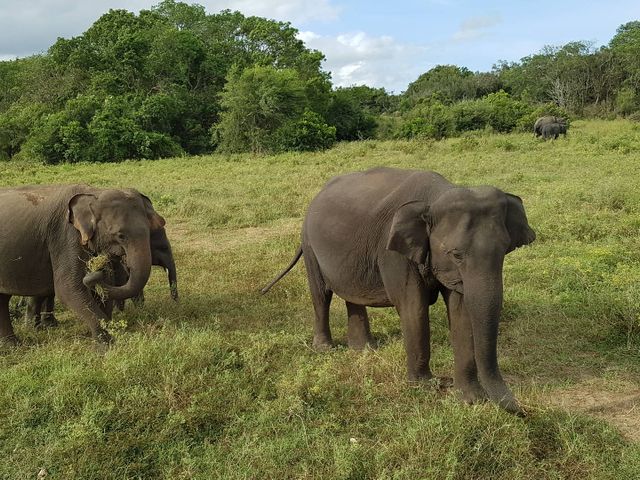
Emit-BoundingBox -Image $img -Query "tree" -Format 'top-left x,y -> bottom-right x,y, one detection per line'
326,88 -> 377,141
215,66 -> 307,153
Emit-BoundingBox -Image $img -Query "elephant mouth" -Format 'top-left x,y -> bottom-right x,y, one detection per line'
431,268 -> 464,293
447,280 -> 464,294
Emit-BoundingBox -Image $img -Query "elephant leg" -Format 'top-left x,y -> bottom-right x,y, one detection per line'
132,290 -> 145,307
59,293 -> 112,343
346,302 -> 374,350
24,297 -> 41,327
443,289 -> 487,404
54,271 -> 112,344
0,294 -> 19,345
39,295 -> 59,328
380,260 -> 432,381
303,247 -> 333,350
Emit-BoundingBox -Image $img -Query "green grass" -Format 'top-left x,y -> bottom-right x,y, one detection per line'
1,119 -> 640,479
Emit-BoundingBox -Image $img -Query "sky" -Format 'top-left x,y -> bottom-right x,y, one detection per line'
1,0 -> 639,93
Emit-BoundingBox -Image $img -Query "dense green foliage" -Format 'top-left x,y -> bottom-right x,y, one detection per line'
1,120 -> 640,478
0,1 -> 336,161
395,21 -> 640,140
2,1 -> 640,162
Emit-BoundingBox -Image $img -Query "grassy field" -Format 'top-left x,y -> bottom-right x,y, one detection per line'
1,119 -> 640,479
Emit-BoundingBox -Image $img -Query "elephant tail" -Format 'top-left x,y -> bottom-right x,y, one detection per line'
260,246 -> 303,294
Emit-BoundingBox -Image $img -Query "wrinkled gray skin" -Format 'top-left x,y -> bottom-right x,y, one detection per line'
23,226 -> 178,327
541,122 -> 567,140
262,167 -> 535,414
0,184 -> 166,345
534,116 -> 567,137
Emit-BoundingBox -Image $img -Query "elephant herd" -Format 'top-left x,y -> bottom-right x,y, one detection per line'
534,115 -> 568,140
1,167 -> 538,415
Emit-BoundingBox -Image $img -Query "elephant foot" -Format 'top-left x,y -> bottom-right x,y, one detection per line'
407,371 -> 434,384
498,396 -> 526,417
312,335 -> 333,352
457,382 -> 488,404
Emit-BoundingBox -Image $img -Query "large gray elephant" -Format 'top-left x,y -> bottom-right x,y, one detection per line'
541,122 -> 567,140
23,225 -> 178,328
533,116 -> 566,137
0,184 -> 166,345
262,167 -> 535,414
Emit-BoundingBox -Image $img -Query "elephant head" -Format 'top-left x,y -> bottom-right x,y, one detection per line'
69,188 -> 166,301
387,187 -> 535,412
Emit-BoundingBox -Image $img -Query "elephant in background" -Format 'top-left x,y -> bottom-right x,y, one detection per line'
22,226 -> 178,328
541,122 -> 567,140
0,184 -> 166,345
534,116 -> 567,137
262,167 -> 535,414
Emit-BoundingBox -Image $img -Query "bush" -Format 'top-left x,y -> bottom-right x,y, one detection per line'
400,101 -> 454,139
0,103 -> 49,160
614,87 -> 640,116
483,90 -> 532,132
21,94 -> 184,163
451,100 -> 491,131
400,91 -> 533,139
271,110 -> 336,152
216,66 -> 308,153
326,92 -> 377,141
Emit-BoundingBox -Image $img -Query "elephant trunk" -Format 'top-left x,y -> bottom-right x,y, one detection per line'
95,239 -> 152,301
166,253 -> 178,301
463,270 -> 522,414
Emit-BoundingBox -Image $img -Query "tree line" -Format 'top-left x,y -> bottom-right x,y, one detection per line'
1,1 -> 639,163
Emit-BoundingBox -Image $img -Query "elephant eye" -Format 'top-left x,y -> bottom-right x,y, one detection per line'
450,250 -> 464,261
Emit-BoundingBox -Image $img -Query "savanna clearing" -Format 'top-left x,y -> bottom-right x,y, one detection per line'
1,119 -> 640,479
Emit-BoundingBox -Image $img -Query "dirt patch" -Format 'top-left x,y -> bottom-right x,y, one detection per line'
549,381 -> 640,442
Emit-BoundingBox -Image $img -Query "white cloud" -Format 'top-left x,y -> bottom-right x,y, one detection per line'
219,0 -> 340,24
0,0 -> 341,58
297,30 -> 321,43
299,30 -> 428,92
452,14 -> 502,42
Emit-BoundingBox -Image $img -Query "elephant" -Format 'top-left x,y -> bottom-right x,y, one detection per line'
540,122 -> 567,140
533,116 -> 566,137
262,167 -> 535,414
0,184 -> 166,345
22,225 -> 178,328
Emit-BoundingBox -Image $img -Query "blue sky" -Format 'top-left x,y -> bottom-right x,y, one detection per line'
1,0 -> 639,92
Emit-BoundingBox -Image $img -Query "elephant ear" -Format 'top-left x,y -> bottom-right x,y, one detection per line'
504,193 -> 536,253
386,201 -> 431,264
141,194 -> 166,232
68,193 -> 98,246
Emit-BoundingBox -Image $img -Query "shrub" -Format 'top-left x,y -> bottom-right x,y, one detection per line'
216,66 -> 307,153
614,86 -> 639,116
326,95 -> 377,141
451,100 -> 491,131
483,90 -> 532,132
400,101 -> 454,139
271,110 -> 336,152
